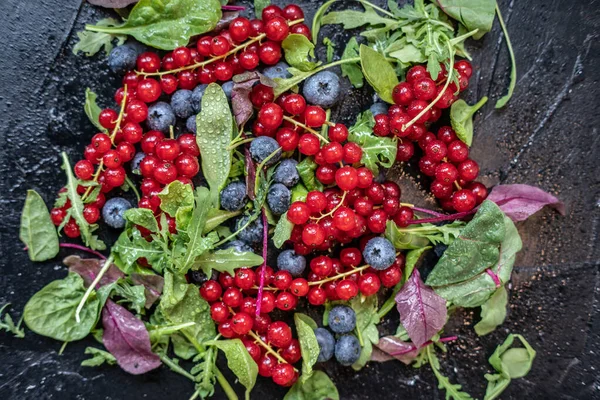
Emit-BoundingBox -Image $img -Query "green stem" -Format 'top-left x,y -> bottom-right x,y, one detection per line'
125,176 -> 141,201
449,29 -> 480,46
495,2 -> 517,108
76,255 -> 114,323
467,96 -> 489,117
254,148 -> 281,197
159,354 -> 196,381
356,324 -> 365,347
228,137 -> 254,150
58,341 -> 68,355
148,322 -> 196,342
215,367 -> 239,400
358,0 -> 395,17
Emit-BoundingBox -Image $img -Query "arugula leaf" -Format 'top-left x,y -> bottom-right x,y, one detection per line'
359,45 -> 399,104
124,208 -> 159,233
20,190 -> 59,262
206,339 -> 258,400
349,295 -> 379,371
84,89 -> 108,133
113,228 -> 170,274
348,110 -> 397,174
436,0 -> 496,39
294,314 -> 320,382
474,286 -> 507,336
450,97 -> 488,146
312,0 -> 338,44
24,273 -> 100,342
73,18 -> 126,56
85,0 -> 222,50
196,84 -> 233,206
341,37 -> 364,88
192,249 -> 263,276
254,0 -> 270,17
296,157 -> 324,192
282,34 -> 320,72
158,180 -> 195,217
191,346 -> 218,397
427,345 -> 474,400
323,38 -> 336,63
284,370 -> 340,400
81,346 -> 117,367
321,3 -> 398,31
385,219 -> 464,250
273,212 -> 294,248
113,282 -> 147,315
0,304 -> 24,338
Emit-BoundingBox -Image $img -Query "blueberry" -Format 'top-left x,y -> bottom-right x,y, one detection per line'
315,328 -> 335,362
267,183 -> 291,215
334,334 -> 361,366
102,197 -> 132,229
302,71 -> 341,108
223,240 -> 254,253
220,181 -> 247,212
363,237 -> 396,270
276,250 -> 306,277
191,84 -> 208,113
370,102 -> 389,116
189,269 -> 218,284
328,305 -> 356,334
147,102 -> 176,133
249,136 -> 281,166
170,89 -> 194,119
273,159 -> 300,188
186,115 -> 197,133
107,45 -> 137,75
222,81 -> 234,101
235,215 -> 263,245
131,152 -> 146,173
262,62 -> 292,80
434,243 -> 448,258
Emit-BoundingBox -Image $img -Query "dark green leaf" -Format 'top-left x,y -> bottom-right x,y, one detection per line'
84,88 -> 108,133
282,34 -> 320,72
73,18 -> 126,56
206,339 -> 258,400
192,249 -> 263,276
348,110 -> 397,174
204,209 -> 242,234
23,273 -> 100,342
124,208 -> 159,233
0,304 -> 25,338
196,84 -> 233,206
85,0 -> 222,50
284,370 -> 340,400
254,0 -> 270,17
158,180 -> 194,217
474,286 -> 508,336
81,346 -> 117,367
321,4 -> 397,31
349,295 -> 379,371
436,0 -> 495,39
20,190 -> 59,262
171,333 -> 198,360
450,97 -> 488,146
113,282 -> 146,315
294,313 -> 320,382
296,157 -> 324,192
341,38 -> 364,88
404,246 -> 431,282
359,45 -> 399,104
323,38 -> 335,63
273,212 -> 294,248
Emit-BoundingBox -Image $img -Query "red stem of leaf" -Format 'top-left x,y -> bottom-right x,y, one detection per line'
389,335 -> 459,356
406,209 -> 477,225
410,206 -> 445,217
23,243 -> 107,260
255,209 -> 268,317
222,5 -> 245,11
486,269 -> 502,288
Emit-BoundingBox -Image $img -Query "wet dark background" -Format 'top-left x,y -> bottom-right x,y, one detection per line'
1,0 -> 599,399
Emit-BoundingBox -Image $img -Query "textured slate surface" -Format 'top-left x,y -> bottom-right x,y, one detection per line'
0,0 -> 599,399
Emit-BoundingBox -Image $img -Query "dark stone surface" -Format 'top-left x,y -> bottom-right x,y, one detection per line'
0,0 -> 599,399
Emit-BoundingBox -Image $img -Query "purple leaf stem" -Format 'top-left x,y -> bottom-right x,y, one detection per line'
486,269 -> 502,288
23,243 -> 106,260
406,209 -> 477,225
410,206 -> 445,217
222,5 -> 245,11
388,335 -> 458,356
255,209 -> 268,317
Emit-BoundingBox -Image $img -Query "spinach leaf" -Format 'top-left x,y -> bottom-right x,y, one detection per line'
23,273 -> 100,342
0,304 -> 25,338
85,0 -> 222,50
436,0 -> 496,39
340,38 -> 364,88
284,370 -> 340,400
73,18 -> 126,56
450,97 -> 488,146
385,220 -> 464,250
474,286 -> 507,336
84,88 -> 108,133
158,180 -> 195,217
196,84 -> 233,206
282,34 -> 320,72
81,346 -> 117,367
349,295 -> 379,371
124,208 -> 159,233
130,273 -> 164,308
192,249 -> 263,276
102,300 -> 161,374
20,190 -> 59,262
359,45 -> 399,104
348,110 -> 397,174
487,184 -> 565,222
294,314 -> 320,382
311,0 -> 338,44
273,212 -> 294,248
254,0 -> 270,17
206,339 -> 258,400
296,157 -> 324,192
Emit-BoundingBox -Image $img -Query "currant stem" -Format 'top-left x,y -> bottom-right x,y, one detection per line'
248,330 -> 297,370
311,191 -> 347,222
308,264 -> 370,286
282,116 -> 330,143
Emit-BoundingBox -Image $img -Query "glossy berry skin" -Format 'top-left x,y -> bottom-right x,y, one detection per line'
333,207 -> 356,232
64,219 -> 81,238
425,140 -> 448,162
153,162 -> 177,185
137,52 -> 161,73
455,60 -> 473,79
126,100 -> 148,123
234,268 -> 256,290
230,17 -> 251,42
452,189 -> 477,212
230,312 -> 253,336
356,168 -> 374,189
393,206 -> 414,227
366,183 -> 385,204
379,265 -> 402,287
265,16 -> 289,41
200,280 -> 222,302
328,123 -> 348,142
373,114 -> 390,136
435,162 -> 459,184
392,82 -> 414,105
343,143 -> 363,164
262,4 -> 283,21
447,140 -> 469,163
175,154 -> 199,178
50,208 -> 67,226
258,354 -> 277,377
210,36 -> 230,56
304,106 -> 327,127
406,65 -> 430,83
458,159 -> 480,181
281,339 -> 302,364
396,141 -> 415,162
272,363 -> 295,386
336,279 -> 359,300
316,165 -> 336,185
267,321 -> 292,348
117,143 -> 135,162
258,103 -> 284,130
258,41 -> 282,65
419,157 -> 438,177
210,302 -> 230,324
136,79 -> 161,103
223,287 -> 243,308
274,270 -> 293,290
335,167 -> 358,191
407,100 -> 431,124
178,133 -> 200,156
283,4 -> 304,20
437,126 -> 458,143
282,94 -> 306,116
83,205 -> 100,224
297,134 -> 320,155
307,287 -> 326,305
430,180 -> 454,199
467,182 -> 488,204
104,167 -> 126,187
310,256 -> 333,277
412,77 -> 436,100
340,248 -> 362,268
302,223 -> 325,246
290,278 -> 309,297
287,201 -> 310,224
306,191 -> 327,213
74,160 -> 94,180
276,291 -> 298,311
358,272 -> 381,296
390,113 -> 411,138
102,150 -> 121,169
367,209 -> 388,233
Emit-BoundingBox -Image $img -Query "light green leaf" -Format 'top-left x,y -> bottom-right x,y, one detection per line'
284,370 -> 339,400
73,18 -> 126,56
474,286 -> 508,336
348,110 -> 397,175
294,314 -> 320,382
296,157 -> 324,192
359,45 -> 399,104
113,228 -> 170,274
323,38 -> 335,63
349,295 -> 379,371
254,0 -> 270,17
388,43 -> 426,64
341,37 -> 364,88
192,249 -> 263,276
450,97 -> 488,146
291,183 -> 308,202
204,209 -> 242,234
273,212 -> 294,248
321,4 -> 398,31
0,304 -> 25,338
84,88 -> 108,133
312,0 -> 338,44
158,180 -> 195,217
436,0 -> 496,39
206,339 -> 258,400
20,190 -> 59,262
81,347 -> 117,367
124,208 -> 159,233
282,34 -> 320,72
403,246 -> 431,282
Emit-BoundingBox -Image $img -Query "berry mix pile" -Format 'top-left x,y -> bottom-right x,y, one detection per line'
11,1 -> 565,399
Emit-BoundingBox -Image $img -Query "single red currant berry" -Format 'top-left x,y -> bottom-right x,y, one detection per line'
373,114 -> 390,136
155,139 -> 181,161
367,209 -> 388,233
217,319 -> 235,338
136,52 -> 161,72
214,61 -> 234,81
258,291 -> 276,314
328,123 -> 348,142
333,206 -> 356,231
258,103 -> 284,130
258,354 -> 277,377
74,160 -> 94,180
265,16 -> 289,42
50,208 -> 67,226
383,196 -> 400,216
390,113 -> 411,138
290,278 -> 309,297
242,338 -> 262,363
274,270 -> 293,290
267,321 -> 292,348
455,60 -> 473,79
339,248 -> 361,268
303,106 -> 326,127
430,180 -> 454,199
176,133 -> 200,156
240,297 -> 257,315
316,164 -> 337,185
210,302 -> 230,323
153,162 -> 178,185
297,134 -> 320,155
98,109 -> 118,130
419,157 -> 438,177
310,256 -> 333,277
219,272 -> 235,288
210,36 -> 231,56
429,106 -> 442,122
335,166 -> 358,191
139,155 -> 159,178
239,50 -> 260,70
258,41 -> 282,65
231,312 -> 253,335
467,182 -> 488,204
392,82 -> 414,105
343,143 -> 363,164
276,291 -> 298,311
424,140 -> 448,163
282,93 -> 306,115
275,128 -> 299,151
380,265 -> 402,287
200,280 -> 222,302
102,150 -> 121,169
393,206 -> 414,227
272,363 -> 295,386
280,339 -> 302,364
437,126 -> 458,143
321,142 -> 342,164
253,313 -> 272,334
104,167 -> 126,187
136,78 -> 162,103
249,18 -> 265,36
140,131 -> 165,155
64,219 -> 81,238
356,167 -> 374,189
457,159 -> 480,181
358,273 -> 381,296
90,192 -> 106,209
126,100 -> 149,123
229,17 -> 251,42
366,183 -> 385,204
302,223 -> 325,246
383,181 -> 401,199
447,140 -> 469,163
283,4 -> 304,20
452,189 -> 477,212
412,77 -> 436,100
435,163 -> 459,185
175,154 -> 200,178
406,65 -> 431,83
396,140 -> 414,162
117,142 -> 135,162
234,268 -> 256,290
435,85 -> 457,109
287,201 -> 310,224
82,205 -> 100,224
305,191 -> 327,214
407,100 -> 431,124
196,67 -> 215,86
223,287 -> 243,308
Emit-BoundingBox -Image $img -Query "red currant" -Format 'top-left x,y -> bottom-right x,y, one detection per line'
267,321 -> 292,348
303,106 -> 326,127
200,280 -> 222,302
452,189 -> 477,212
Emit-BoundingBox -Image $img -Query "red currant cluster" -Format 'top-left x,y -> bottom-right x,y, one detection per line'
373,61 -> 487,212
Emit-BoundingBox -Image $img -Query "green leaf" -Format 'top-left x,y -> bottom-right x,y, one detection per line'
388,43 -> 426,64
291,183 -> 308,202
273,67 -> 316,98
81,347 -> 117,367
0,304 -> 25,338
348,110 -> 397,174
427,345 -> 474,400
85,0 -> 222,50
494,2 -> 517,108
404,246 -> 431,282
450,97 -> 488,146
294,314 -> 320,382
204,209 -> 242,234
124,208 -> 159,233
296,158 -> 324,192
474,286 -> 508,336
341,37 -> 364,88
254,0 -> 270,17
349,295 -> 379,371
113,282 -> 147,315
273,212 -> 294,248
206,339 -> 258,400
113,229 -> 170,273
321,4 -> 398,31
73,18 -> 126,56
436,0 -> 496,39
312,0 -> 338,44
385,220 -> 464,250
20,190 -> 59,262
192,249 -> 264,276
171,333 -> 198,360
158,180 -> 194,217
323,38 -> 335,63
359,45 -> 399,104
196,84 -> 233,206
282,34 -> 320,72
284,370 -> 340,400
23,273 -> 100,342
84,88 -> 108,133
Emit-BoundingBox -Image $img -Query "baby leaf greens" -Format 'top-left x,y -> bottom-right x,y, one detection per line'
284,370 -> 340,400
85,0 -> 222,50
450,97 -> 488,146
0,304 -> 25,338
282,34 -> 320,72
436,0 -> 496,39
359,45 -> 398,104
206,339 -> 258,400
487,184 -> 565,222
20,190 -> 59,262
348,111 -> 397,175
73,18 -> 126,57
474,286 -> 508,336
84,88 -> 108,133
294,313 -> 320,382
